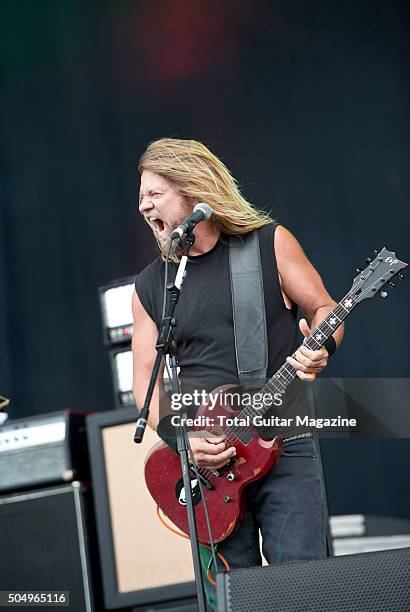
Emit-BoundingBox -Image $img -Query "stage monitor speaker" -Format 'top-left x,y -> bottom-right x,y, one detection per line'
216,546 -> 410,612
86,408 -> 196,610
0,483 -> 102,612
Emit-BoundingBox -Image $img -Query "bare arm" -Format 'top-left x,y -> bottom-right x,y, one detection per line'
131,291 -> 164,431
275,225 -> 344,379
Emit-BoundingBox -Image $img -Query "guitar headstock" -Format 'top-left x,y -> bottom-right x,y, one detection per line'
349,248 -> 407,305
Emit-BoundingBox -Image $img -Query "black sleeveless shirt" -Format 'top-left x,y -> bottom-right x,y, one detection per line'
135,224 -> 310,434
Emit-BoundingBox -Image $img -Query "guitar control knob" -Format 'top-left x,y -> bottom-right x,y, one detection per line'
227,472 -> 236,481
224,496 -> 231,504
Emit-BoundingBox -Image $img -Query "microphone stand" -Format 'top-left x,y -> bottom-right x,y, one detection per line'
134,231 -> 207,612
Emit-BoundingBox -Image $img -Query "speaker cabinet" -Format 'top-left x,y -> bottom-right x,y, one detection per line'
86,408 -> 196,610
216,547 -> 410,611
0,483 -> 101,612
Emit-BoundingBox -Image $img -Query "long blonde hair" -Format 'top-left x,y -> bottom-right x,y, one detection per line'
138,138 -> 275,243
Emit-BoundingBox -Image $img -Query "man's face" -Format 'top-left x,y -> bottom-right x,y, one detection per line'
139,170 -> 192,248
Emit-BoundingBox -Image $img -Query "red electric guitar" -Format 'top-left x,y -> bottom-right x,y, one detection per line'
144,248 -> 407,544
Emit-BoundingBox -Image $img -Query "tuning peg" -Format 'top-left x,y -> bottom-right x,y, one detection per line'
388,281 -> 395,288
356,266 -> 363,273
365,258 -> 372,264
398,273 -> 404,280
373,250 -> 379,255
380,290 -> 388,298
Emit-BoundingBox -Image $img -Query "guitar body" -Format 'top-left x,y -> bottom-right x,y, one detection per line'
144,392 -> 282,544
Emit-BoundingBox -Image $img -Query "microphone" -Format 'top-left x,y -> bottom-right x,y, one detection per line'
171,203 -> 213,240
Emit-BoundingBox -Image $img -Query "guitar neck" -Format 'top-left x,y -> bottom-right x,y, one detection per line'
259,293 -> 355,410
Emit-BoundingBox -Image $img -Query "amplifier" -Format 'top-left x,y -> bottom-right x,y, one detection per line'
0,410 -> 91,493
0,482 -> 102,611
108,346 -> 173,409
86,408 -> 196,609
98,276 -> 135,347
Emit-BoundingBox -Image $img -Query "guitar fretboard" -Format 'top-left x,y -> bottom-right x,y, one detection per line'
243,292 -> 355,421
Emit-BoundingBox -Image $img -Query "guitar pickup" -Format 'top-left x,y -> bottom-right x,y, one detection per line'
190,466 -> 214,489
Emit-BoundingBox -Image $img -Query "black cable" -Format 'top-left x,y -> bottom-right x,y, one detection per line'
161,238 -> 178,385
162,239 -> 175,319
185,433 -> 220,577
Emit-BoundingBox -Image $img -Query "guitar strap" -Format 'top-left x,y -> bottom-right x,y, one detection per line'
228,230 -> 268,390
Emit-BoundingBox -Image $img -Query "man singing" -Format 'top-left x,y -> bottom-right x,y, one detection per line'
132,138 -> 343,607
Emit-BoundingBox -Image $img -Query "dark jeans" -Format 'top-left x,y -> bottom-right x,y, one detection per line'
214,436 -> 327,573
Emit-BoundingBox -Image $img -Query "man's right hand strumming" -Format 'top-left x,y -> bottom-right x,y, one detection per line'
188,433 -> 236,469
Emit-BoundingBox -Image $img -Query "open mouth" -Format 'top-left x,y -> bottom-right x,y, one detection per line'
150,218 -> 165,233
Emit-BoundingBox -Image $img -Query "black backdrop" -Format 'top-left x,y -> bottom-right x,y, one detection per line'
0,1 -> 409,517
